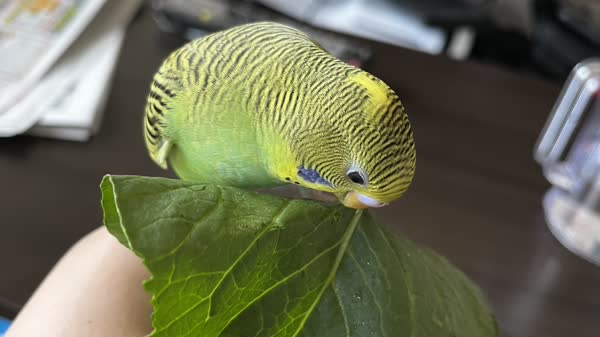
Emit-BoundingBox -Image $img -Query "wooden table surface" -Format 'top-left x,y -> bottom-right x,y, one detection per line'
1,7 -> 599,337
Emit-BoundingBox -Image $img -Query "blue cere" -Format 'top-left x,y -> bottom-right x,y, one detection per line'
297,166 -> 333,187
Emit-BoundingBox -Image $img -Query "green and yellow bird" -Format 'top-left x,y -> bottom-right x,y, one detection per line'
144,22 -> 415,209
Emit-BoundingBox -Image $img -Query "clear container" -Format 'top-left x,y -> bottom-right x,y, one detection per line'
535,58 -> 600,265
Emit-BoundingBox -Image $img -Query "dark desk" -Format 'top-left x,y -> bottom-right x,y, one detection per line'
1,8 -> 599,337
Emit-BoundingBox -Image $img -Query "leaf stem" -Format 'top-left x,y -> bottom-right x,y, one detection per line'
292,209 -> 363,336
335,209 -> 363,269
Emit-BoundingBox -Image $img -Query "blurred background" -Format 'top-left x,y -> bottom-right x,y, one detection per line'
150,0 -> 600,81
1,0 -> 599,140
1,1 -> 600,337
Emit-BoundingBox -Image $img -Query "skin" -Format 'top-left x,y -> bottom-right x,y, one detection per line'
6,227 -> 152,337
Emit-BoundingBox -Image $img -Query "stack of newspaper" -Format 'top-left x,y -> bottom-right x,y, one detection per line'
0,0 -> 142,141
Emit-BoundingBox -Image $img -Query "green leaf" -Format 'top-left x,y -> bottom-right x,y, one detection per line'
101,175 -> 498,337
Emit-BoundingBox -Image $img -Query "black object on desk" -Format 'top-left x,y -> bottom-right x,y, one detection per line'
151,0 -> 372,68
0,297 -> 19,320
532,0 -> 600,81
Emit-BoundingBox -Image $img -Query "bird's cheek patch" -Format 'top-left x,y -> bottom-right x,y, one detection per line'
297,166 -> 333,187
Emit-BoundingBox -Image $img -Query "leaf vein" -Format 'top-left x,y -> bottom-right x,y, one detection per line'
291,210 -> 364,337
149,188 -> 223,264
211,227 -> 346,337
331,283 -> 350,337
110,176 -> 134,250
153,196 -> 285,335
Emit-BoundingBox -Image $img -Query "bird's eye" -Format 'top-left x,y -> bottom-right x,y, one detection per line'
347,171 -> 365,185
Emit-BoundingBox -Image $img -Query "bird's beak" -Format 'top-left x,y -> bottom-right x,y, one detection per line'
340,191 -> 388,209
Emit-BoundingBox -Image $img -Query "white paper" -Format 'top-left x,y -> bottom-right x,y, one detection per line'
0,0 -> 107,118
2,0 -> 142,139
258,0 -> 446,54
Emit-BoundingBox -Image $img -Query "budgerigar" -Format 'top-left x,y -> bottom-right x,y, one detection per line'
144,22 -> 416,209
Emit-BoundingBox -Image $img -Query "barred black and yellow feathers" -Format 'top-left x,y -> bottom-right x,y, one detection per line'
143,22 -> 415,206
144,49 -> 184,168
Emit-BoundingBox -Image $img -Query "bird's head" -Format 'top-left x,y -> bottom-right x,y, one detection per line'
283,70 -> 416,209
